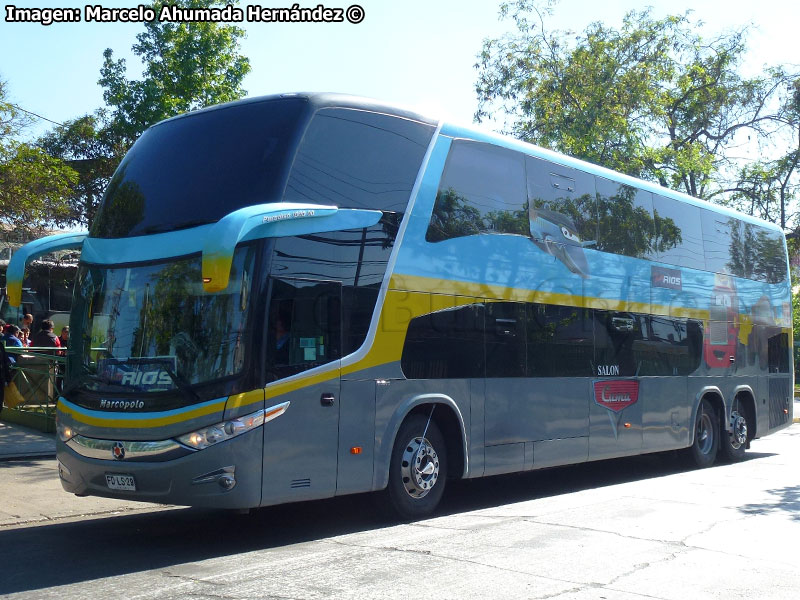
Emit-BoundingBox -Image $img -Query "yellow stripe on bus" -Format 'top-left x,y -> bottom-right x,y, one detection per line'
58,398 -> 227,429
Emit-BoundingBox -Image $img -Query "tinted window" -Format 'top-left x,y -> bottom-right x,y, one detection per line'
748,226 -> 788,284
593,311 -> 641,377
636,316 -> 702,376
701,210 -> 739,275
401,304 -> 484,379
266,278 -> 341,382
92,98 -> 309,238
270,221 -> 396,357
426,142 -> 527,242
286,108 -> 434,213
526,157 -> 597,247
526,303 -> 594,377
596,178 -> 658,259
486,302 -> 526,378
701,214 -> 787,283
768,332 -> 790,373
652,195 -> 705,270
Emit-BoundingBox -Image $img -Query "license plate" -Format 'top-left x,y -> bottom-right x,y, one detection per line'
105,474 -> 136,491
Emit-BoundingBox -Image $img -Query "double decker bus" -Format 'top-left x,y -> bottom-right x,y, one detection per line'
8,93 -> 792,519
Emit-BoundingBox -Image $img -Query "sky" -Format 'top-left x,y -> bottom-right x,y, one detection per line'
1,0 -> 799,141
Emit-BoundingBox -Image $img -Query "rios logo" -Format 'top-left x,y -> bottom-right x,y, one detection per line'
121,371 -> 172,387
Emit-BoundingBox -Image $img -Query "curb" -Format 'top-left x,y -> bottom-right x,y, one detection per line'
0,453 -> 56,462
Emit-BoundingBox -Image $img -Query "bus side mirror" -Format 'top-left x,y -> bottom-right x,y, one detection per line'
6,232 -> 88,307
201,202 -> 382,293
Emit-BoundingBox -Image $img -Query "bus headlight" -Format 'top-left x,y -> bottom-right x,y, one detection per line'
176,402 -> 289,450
57,422 -> 76,442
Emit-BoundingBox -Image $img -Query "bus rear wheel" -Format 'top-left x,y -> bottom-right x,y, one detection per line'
719,397 -> 749,462
387,414 -> 447,520
688,398 -> 719,468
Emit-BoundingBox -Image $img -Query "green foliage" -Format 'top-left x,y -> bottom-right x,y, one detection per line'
0,80 -> 77,235
31,0 -> 252,228
38,113 -> 120,228
99,0 -> 251,149
476,1 -> 799,227
725,77 -> 800,230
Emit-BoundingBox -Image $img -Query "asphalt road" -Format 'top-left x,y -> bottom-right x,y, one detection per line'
1,425 -> 799,600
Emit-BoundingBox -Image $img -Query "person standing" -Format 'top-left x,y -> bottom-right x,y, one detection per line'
2,325 -> 24,348
31,319 -> 61,350
1,339 -> 11,412
58,326 -> 69,348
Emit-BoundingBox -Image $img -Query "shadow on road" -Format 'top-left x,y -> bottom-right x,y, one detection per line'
739,484 -> 800,521
0,450 -> 775,595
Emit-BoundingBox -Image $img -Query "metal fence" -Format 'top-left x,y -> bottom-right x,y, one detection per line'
2,347 -> 64,432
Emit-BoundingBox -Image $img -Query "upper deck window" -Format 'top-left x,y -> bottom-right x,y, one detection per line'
285,108 -> 435,214
91,101 -> 434,239
91,98 -> 309,238
426,141 -> 528,243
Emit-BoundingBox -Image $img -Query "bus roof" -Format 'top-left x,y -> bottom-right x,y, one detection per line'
151,92 -> 439,131
151,92 -> 783,235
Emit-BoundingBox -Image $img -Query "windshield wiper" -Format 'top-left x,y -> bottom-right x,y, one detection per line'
163,366 -> 200,404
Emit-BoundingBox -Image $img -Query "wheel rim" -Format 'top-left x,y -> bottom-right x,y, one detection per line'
400,436 -> 440,499
730,399 -> 748,449
697,411 -> 714,455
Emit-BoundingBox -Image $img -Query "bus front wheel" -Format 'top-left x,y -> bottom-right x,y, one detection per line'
688,398 -> 719,468
387,414 -> 447,520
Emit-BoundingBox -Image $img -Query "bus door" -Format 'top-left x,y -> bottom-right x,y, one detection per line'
261,277 -> 342,505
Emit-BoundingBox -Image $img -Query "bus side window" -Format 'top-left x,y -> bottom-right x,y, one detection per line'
486,302 -> 526,378
593,310 -> 640,377
651,195 -> 704,270
401,303 -> 485,379
526,157 -> 597,247
526,303 -> 594,377
286,107 -> 434,214
266,278 -> 342,381
426,141 -> 527,243
595,177 -> 657,259
745,225 -> 788,284
701,210 -> 739,276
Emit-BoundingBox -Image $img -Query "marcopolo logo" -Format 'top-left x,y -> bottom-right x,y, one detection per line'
100,399 -> 146,411
593,380 -> 639,413
651,266 -> 682,290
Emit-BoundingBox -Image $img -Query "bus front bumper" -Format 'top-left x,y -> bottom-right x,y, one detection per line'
56,427 -> 263,509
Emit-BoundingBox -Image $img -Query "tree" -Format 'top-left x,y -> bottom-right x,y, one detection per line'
475,1 -> 798,222
37,0 -> 252,228
0,79 -> 77,236
38,113 -> 120,228
99,0 -> 251,150
725,77 -> 800,230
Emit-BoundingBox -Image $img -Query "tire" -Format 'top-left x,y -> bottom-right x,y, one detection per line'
687,398 -> 719,468
386,414 -> 447,520
719,396 -> 749,463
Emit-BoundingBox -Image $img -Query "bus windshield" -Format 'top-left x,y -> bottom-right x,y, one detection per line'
90,97 -> 308,239
69,246 -> 257,394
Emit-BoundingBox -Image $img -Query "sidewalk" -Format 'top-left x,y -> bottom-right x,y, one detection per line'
0,419 -> 56,461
